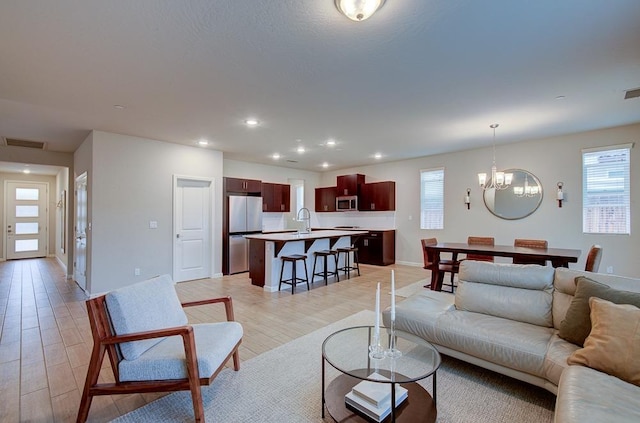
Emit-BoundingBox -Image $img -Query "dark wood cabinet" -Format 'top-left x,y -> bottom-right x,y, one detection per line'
315,187 -> 337,212
356,230 -> 395,265
337,174 -> 365,196
225,177 -> 262,194
261,182 -> 290,212
359,181 -> 396,211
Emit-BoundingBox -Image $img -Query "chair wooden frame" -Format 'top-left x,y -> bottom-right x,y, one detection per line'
422,238 -> 459,291
513,238 -> 548,265
77,295 -> 241,423
464,236 -> 495,262
585,244 -> 603,272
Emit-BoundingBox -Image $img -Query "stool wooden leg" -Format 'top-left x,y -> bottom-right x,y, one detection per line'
291,261 -> 296,295
303,259 -> 310,290
279,260 -> 285,292
311,255 -> 318,284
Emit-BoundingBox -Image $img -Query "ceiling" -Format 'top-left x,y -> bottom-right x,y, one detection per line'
1,0 -> 639,172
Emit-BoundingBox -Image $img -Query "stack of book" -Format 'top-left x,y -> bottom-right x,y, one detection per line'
344,373 -> 408,422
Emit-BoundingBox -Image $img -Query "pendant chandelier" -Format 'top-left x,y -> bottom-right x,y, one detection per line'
478,124 -> 512,190
513,173 -> 540,197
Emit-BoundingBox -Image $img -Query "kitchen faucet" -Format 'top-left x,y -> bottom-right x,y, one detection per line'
296,207 -> 311,234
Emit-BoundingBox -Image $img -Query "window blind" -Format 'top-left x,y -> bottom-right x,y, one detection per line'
420,168 -> 444,230
582,145 -> 631,234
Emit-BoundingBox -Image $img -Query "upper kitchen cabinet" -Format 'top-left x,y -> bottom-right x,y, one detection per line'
359,181 -> 396,211
225,177 -> 262,194
262,182 -> 290,212
337,174 -> 365,196
315,187 -> 337,212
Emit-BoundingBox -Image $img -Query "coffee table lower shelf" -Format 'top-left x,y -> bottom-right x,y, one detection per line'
324,374 -> 437,423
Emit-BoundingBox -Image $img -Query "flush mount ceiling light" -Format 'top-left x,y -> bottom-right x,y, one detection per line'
197,139 -> 209,146
272,153 -> 281,160
244,118 -> 259,127
297,146 -> 305,154
335,0 -> 386,21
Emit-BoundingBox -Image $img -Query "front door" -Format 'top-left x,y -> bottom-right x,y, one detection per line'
5,181 -> 49,259
74,173 -> 88,290
173,177 -> 213,282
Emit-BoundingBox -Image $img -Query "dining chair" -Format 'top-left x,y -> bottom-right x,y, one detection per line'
584,244 -> 603,272
77,275 -> 243,423
421,238 -> 459,292
464,236 -> 495,262
513,238 -> 548,266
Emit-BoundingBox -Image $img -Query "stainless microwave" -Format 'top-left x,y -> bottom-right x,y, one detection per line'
336,195 -> 358,211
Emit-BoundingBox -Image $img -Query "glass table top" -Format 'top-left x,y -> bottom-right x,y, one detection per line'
322,326 -> 441,384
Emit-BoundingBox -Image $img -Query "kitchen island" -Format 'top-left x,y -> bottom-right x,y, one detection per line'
244,230 -> 368,292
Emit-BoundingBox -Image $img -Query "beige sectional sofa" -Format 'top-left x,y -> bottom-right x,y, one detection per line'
382,261 -> 640,422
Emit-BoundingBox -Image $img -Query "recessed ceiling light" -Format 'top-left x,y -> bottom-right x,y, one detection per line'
113,105 -> 125,109
297,146 -> 305,154
322,162 -> 329,168
326,139 -> 336,146
198,139 -> 209,146
272,153 -> 281,160
374,153 -> 382,159
244,118 -> 259,127
23,169 -> 31,174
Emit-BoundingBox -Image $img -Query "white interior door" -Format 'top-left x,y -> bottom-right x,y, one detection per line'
74,173 -> 87,290
173,177 -> 212,282
5,181 -> 48,259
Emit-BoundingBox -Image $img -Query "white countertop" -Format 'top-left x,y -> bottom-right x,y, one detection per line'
244,230 -> 368,242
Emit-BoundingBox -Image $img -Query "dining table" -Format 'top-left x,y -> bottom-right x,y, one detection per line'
424,242 -> 581,291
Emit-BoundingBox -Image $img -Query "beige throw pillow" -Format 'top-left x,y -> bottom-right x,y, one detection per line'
567,297 -> 640,386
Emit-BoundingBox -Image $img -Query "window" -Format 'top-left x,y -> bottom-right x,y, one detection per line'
582,144 -> 631,234
420,168 -> 444,230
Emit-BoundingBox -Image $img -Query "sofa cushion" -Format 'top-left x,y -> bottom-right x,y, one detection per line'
434,310 -> 553,377
558,277 -> 640,346
567,298 -> 640,386
456,261 -> 554,327
382,290 -> 455,343
543,333 -> 580,386
119,322 -> 243,381
555,365 -> 640,423
105,275 -> 188,360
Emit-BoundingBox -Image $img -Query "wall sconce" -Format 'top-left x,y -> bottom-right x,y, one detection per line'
556,182 -> 564,207
464,188 -> 471,210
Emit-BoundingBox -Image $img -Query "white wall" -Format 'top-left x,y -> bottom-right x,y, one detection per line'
318,123 -> 640,277
83,131 -> 223,295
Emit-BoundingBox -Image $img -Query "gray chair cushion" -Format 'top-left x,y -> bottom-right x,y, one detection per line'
105,275 -> 188,360
118,322 -> 243,381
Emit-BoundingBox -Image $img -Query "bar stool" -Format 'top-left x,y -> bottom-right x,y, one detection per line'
311,250 -> 340,285
278,254 -> 309,294
336,246 -> 360,279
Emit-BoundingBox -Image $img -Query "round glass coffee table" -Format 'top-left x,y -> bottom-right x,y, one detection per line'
322,326 -> 440,422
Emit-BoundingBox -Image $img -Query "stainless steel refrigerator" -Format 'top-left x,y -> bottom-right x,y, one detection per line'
228,195 -> 263,274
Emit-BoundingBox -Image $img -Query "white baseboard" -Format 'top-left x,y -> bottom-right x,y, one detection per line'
395,260 -> 422,267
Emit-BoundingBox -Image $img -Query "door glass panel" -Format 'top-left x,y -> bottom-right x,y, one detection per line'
16,188 -> 39,201
16,205 -> 39,217
15,222 -> 39,234
15,239 -> 38,252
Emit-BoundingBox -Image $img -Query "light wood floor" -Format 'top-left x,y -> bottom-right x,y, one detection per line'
0,258 -> 427,422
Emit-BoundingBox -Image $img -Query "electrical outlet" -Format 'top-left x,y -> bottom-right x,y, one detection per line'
134,268 -> 141,276
606,266 -> 614,274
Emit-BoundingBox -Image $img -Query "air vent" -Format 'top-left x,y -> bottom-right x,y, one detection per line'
3,138 -> 47,149
286,160 -> 298,163
624,87 -> 640,100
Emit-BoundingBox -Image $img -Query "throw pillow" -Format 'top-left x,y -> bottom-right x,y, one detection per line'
567,298 -> 640,386
558,276 -> 640,346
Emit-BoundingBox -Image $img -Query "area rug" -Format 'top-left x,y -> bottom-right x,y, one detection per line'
112,310 -> 555,423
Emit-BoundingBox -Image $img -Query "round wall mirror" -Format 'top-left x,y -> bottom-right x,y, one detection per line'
483,169 -> 543,220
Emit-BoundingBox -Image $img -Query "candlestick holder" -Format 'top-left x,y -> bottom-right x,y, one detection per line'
385,318 -> 402,358
368,331 -> 385,360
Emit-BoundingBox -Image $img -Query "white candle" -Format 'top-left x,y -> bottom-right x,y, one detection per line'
390,270 -> 396,321
374,282 -> 380,337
